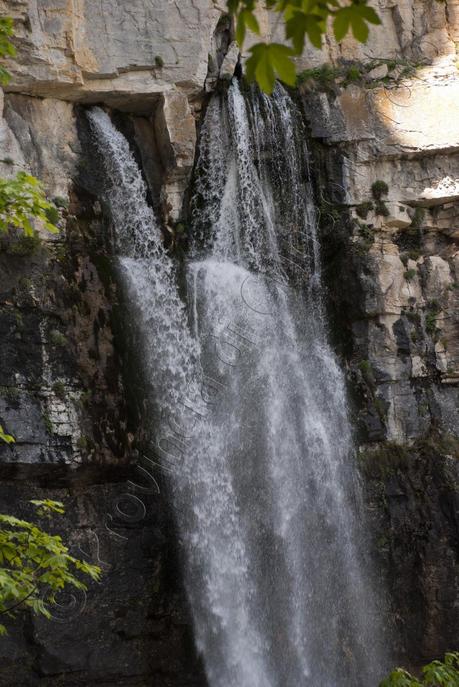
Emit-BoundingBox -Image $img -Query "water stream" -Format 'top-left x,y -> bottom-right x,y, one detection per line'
88,80 -> 387,687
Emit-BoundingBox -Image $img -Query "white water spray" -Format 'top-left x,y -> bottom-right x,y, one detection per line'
88,80 -> 388,687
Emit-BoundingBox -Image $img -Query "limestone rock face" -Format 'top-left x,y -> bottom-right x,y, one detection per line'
4,94 -> 80,195
154,90 -> 197,220
303,56 -> 459,445
0,0 -> 221,103
0,0 -> 225,225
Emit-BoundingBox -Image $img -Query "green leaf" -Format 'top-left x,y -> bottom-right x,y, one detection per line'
244,9 -> 260,34
30,500 -> 65,515
350,13 -> 369,42
358,4 -> 381,25
227,0 -> 240,14
286,12 -> 322,53
236,9 -> 260,47
0,425 -> 15,444
0,502 -> 103,633
246,43 -> 296,93
246,43 -> 275,93
268,44 -> 296,86
236,13 -> 246,46
333,8 -> 351,42
333,3 -> 380,44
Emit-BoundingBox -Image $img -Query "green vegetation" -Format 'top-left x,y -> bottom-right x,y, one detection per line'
0,499 -> 101,635
355,201 -> 374,219
404,269 -> 417,281
380,652 -> 459,687
425,313 -> 437,335
358,359 -> 375,386
410,207 -> 425,230
6,231 -> 42,256
0,17 -> 15,86
49,330 -> 67,347
52,382 -> 66,399
0,172 -> 59,237
354,220 -> 375,253
76,436 -> 88,451
425,300 -> 441,337
0,426 -> 14,444
371,180 -> 389,200
154,55 -> 164,68
366,181 -> 389,217
360,433 -> 459,485
42,412 -> 53,435
425,432 -> 459,459
358,442 -> 410,480
52,196 -> 69,210
227,0 -> 381,93
297,57 -> 422,92
405,310 -> 421,325
375,200 -> 389,216
297,62 -> 341,89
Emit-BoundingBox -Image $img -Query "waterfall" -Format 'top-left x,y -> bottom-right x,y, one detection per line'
88,80 -> 388,687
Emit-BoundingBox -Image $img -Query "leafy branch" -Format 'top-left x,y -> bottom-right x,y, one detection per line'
227,0 -> 381,92
0,501 -> 101,635
0,172 -> 60,236
380,652 -> 459,687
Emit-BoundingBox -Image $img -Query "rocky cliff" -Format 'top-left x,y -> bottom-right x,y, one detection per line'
0,1 -> 458,684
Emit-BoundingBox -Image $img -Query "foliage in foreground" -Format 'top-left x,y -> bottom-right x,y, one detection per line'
226,0 -> 381,93
380,652 -> 459,687
0,172 -> 60,236
0,426 -> 14,444
0,500 -> 101,635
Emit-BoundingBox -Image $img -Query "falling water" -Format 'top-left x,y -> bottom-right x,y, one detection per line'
88,80 -> 388,687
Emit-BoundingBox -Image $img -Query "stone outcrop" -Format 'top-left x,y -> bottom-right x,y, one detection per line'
0,0 -> 458,683
0,0 -> 227,224
0,0 -> 220,103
